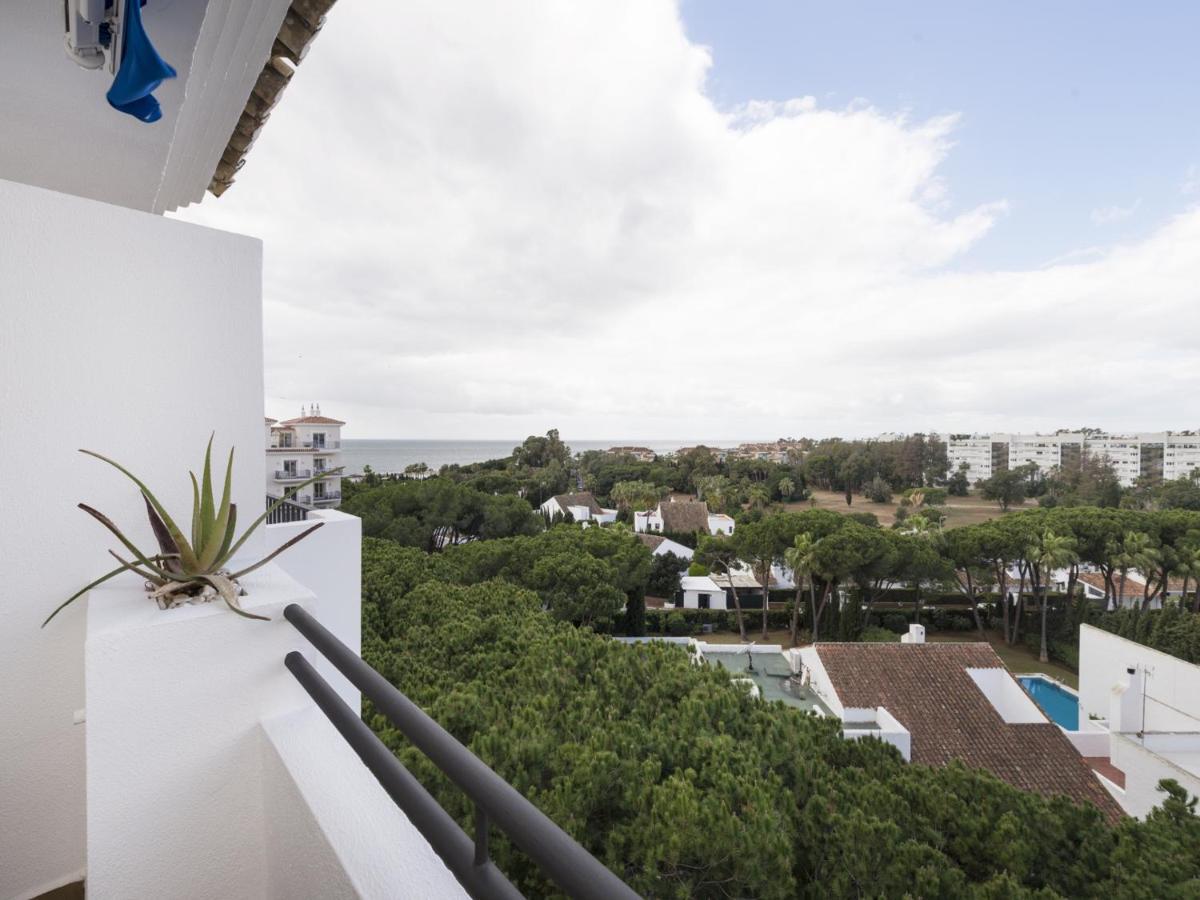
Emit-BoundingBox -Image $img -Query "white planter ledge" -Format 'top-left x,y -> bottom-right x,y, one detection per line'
85,563 -> 317,899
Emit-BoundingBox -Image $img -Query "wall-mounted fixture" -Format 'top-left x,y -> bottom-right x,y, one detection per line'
64,0 -> 123,72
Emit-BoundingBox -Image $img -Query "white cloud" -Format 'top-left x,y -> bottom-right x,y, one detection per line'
175,0 -> 1200,439
1090,199 -> 1140,225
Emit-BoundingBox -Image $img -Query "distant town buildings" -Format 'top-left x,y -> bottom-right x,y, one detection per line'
605,446 -> 657,462
265,404 -> 345,509
671,440 -> 803,464
948,432 -> 1200,488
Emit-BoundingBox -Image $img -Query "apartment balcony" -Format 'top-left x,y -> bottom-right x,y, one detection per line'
73,512 -> 633,899
274,469 -> 312,481
312,492 -> 342,504
304,441 -> 341,451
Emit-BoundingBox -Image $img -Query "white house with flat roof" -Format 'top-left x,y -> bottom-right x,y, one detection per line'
267,404 -> 345,508
1077,625 -> 1200,818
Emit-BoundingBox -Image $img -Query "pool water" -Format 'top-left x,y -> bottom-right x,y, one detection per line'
1018,676 -> 1079,730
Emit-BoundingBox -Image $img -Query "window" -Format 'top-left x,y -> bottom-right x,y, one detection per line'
312,432 -> 326,449
283,460 -> 297,477
314,481 -> 326,500
699,593 -> 710,609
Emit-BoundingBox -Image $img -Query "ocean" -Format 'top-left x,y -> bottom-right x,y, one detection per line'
340,439 -> 733,475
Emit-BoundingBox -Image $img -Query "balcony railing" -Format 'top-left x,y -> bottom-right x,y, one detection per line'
312,492 -> 342,503
304,440 -> 340,450
283,605 -> 639,900
313,468 -> 340,478
265,494 -> 309,524
274,469 -> 312,480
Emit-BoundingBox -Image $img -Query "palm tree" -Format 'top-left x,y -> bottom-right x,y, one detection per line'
1027,529 -> 1078,663
784,533 -> 817,646
1174,544 -> 1200,613
1110,531 -> 1160,610
748,485 -> 770,510
777,477 -> 795,502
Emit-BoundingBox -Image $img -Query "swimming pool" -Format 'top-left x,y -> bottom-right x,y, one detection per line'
1018,675 -> 1079,730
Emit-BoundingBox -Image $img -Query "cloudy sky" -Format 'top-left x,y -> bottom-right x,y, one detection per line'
176,1 -> 1200,441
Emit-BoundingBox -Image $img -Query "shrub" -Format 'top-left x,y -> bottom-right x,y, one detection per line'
882,613 -> 909,634
860,626 -> 899,643
687,562 -> 709,576
664,611 -> 690,635
864,475 -> 893,503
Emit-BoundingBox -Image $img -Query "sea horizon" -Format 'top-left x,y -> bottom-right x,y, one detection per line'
340,437 -> 745,475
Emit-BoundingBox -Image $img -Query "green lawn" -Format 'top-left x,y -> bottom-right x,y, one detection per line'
927,630 -> 1078,688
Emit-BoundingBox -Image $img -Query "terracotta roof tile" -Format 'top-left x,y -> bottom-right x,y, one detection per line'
279,415 -> 346,425
815,642 -> 1124,822
659,500 -> 711,534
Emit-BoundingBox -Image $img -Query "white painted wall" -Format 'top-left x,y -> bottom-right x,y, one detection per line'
1109,733 -> 1200,819
0,177 -> 264,899
966,668 -> 1048,724
85,565 -> 311,899
261,708 -> 468,899
1079,625 -> 1200,730
267,511 -> 362,712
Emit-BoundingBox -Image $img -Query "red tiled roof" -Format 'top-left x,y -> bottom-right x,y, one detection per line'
637,534 -> 666,551
279,415 -> 346,426
1078,572 -> 1146,600
815,642 -> 1124,822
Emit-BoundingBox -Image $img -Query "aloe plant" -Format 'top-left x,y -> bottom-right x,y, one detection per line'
43,436 -> 339,626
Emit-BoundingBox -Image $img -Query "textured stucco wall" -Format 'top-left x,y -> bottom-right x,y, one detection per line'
0,177 -> 263,899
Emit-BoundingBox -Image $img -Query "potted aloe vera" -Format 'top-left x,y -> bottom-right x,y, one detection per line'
43,436 -> 337,626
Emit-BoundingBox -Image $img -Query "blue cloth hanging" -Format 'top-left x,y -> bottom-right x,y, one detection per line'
106,0 -> 176,123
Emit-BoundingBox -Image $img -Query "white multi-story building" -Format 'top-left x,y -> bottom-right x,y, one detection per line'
266,405 -> 345,508
1084,434 -> 1149,487
947,434 -> 1009,483
1007,433 -> 1085,475
1163,432 -> 1200,482
947,431 -> 1200,488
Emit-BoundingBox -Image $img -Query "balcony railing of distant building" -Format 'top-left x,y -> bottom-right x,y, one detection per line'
274,469 -> 312,480
303,440 -> 341,450
312,492 -> 341,503
282,605 -> 640,900
265,494 -> 308,524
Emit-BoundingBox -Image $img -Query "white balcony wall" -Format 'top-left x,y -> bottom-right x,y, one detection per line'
267,511 -> 362,712
0,177 -> 263,899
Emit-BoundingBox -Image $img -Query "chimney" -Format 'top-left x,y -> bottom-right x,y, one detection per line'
901,624 -> 925,644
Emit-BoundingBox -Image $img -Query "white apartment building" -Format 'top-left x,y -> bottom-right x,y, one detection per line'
1163,432 -> 1200,482
266,404 -> 345,508
1007,433 -> 1085,475
1084,434 -> 1149,487
947,434 -> 1009,483
950,431 -> 1200,488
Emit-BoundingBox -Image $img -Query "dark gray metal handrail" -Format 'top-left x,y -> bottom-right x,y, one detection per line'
283,604 -> 640,900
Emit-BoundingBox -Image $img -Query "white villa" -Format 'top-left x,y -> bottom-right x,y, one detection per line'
676,576 -> 728,610
539,491 -> 617,524
635,498 -> 735,536
266,404 -> 346,509
799,632 -> 1123,820
636,533 -> 695,561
